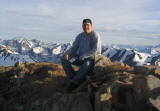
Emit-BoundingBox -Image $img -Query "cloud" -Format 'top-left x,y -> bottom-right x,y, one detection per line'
21,27 -> 44,31
6,3 -> 55,18
0,0 -> 160,45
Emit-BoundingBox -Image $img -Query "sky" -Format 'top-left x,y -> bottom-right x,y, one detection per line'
0,0 -> 160,45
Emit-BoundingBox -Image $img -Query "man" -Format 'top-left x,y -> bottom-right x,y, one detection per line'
61,18 -> 101,92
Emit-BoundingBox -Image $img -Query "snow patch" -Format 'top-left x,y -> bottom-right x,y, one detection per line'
52,45 -> 62,55
33,47 -> 44,54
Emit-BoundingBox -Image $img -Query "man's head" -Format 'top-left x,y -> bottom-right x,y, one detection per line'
82,19 -> 92,35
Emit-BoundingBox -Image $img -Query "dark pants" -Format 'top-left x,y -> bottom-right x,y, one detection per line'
61,57 -> 94,85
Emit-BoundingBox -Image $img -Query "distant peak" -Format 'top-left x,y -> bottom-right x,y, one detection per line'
154,44 -> 160,48
12,36 -> 27,40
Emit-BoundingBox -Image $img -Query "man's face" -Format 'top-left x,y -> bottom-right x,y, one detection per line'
82,22 -> 92,35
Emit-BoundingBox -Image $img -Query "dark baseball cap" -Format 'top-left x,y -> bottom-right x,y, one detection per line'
82,18 -> 92,25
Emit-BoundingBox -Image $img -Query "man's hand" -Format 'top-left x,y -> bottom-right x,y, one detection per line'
64,54 -> 70,61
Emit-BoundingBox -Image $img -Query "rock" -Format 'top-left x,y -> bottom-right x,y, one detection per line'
15,61 -> 25,68
154,66 -> 160,76
111,62 -> 132,72
94,55 -> 112,67
149,97 -> 160,111
15,105 -> 24,111
24,62 -> 31,67
134,66 -> 149,74
95,81 -> 136,111
92,55 -> 132,84
30,100 -> 42,111
0,95 -> 5,111
110,81 -> 136,111
41,92 -> 93,111
95,84 -> 113,111
42,92 -> 62,111
133,65 -> 155,74
93,55 -> 113,74
91,55 -> 113,83
132,75 -> 160,111
132,76 -> 149,110
147,75 -> 160,111
1,59 -> 160,111
147,75 -> 160,90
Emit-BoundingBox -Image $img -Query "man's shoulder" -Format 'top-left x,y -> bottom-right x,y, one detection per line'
76,32 -> 84,38
92,31 -> 101,38
78,32 -> 85,35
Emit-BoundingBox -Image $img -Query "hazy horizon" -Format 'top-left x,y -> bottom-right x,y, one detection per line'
0,36 -> 156,47
0,0 -> 160,45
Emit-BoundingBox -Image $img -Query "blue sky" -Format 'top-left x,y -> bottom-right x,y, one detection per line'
0,0 -> 160,45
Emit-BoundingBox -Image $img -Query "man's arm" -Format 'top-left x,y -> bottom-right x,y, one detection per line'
79,32 -> 101,60
64,35 -> 80,59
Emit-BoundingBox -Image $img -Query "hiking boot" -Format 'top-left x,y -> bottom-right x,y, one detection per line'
66,82 -> 79,93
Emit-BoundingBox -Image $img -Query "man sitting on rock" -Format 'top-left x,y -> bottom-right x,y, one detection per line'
61,18 -> 102,92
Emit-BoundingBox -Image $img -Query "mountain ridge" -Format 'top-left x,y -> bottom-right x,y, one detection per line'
0,37 -> 160,66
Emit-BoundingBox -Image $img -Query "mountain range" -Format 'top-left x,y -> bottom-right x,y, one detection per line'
0,37 -> 160,66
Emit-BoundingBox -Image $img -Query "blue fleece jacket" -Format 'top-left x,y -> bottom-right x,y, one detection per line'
65,31 -> 102,60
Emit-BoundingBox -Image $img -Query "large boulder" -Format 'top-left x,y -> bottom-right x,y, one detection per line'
90,55 -> 113,84
132,75 -> 160,111
90,55 -> 132,84
147,75 -> 160,111
95,81 -> 135,111
133,65 -> 155,74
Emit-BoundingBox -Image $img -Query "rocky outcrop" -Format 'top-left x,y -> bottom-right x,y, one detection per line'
30,92 -> 93,111
0,55 -> 160,111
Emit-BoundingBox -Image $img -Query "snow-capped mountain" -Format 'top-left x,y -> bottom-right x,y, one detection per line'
108,44 -> 153,54
150,44 -> 160,55
102,46 -> 151,66
101,44 -> 160,66
146,52 -> 160,66
0,44 -> 35,66
1,37 -> 34,53
0,37 -> 160,66
0,37 -> 72,64
27,42 -> 72,63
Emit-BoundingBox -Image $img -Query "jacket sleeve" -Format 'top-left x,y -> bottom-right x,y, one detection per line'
79,32 -> 101,60
64,35 -> 79,57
